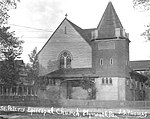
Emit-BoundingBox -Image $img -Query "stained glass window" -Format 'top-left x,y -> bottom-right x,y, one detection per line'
60,51 -> 72,69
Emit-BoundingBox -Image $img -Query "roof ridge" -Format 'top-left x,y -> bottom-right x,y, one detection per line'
130,60 -> 150,62
66,18 -> 83,30
66,18 -> 92,45
83,28 -> 96,30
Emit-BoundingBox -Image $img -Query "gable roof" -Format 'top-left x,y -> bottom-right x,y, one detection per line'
38,1 -> 128,56
97,1 -> 123,39
129,60 -> 150,71
66,19 -> 92,45
37,18 -> 66,56
44,68 -> 98,78
37,18 -> 92,56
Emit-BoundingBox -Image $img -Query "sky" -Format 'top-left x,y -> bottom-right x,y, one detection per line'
7,0 -> 150,63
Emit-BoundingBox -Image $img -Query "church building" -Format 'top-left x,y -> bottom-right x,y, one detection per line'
37,2 -> 148,101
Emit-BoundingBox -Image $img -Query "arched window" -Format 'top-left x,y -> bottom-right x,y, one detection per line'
60,55 -> 65,68
66,55 -> 71,68
109,78 -> 112,84
106,78 -> 108,84
102,78 -> 105,84
59,51 -> 72,69
100,58 -> 103,65
110,58 -> 113,65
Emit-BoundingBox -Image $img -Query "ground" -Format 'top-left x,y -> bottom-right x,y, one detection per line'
1,108 -> 150,119
1,114 -> 150,119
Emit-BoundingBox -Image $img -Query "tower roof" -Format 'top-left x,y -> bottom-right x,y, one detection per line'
97,1 -> 123,39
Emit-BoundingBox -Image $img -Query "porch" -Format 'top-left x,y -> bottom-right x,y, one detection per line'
42,68 -> 98,100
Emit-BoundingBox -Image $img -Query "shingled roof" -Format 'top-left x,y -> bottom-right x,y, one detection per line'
44,68 -> 98,78
67,2 -> 127,41
38,1 -> 129,56
97,1 -> 124,39
129,60 -> 150,71
66,19 -> 92,45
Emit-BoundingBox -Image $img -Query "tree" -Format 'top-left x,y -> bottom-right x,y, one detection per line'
0,0 -> 23,85
26,47 -> 39,85
133,0 -> 150,86
133,0 -> 150,9
0,27 -> 23,60
0,26 -> 24,85
0,0 -> 20,25
133,0 -> 150,40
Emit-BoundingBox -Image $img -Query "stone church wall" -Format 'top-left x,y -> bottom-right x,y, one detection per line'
95,77 -> 119,100
38,19 -> 92,76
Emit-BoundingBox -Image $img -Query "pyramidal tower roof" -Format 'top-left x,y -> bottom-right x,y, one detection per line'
97,1 -> 124,39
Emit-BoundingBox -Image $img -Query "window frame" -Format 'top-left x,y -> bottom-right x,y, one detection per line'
100,58 -> 103,65
101,78 -> 113,85
110,58 -> 113,65
59,51 -> 72,69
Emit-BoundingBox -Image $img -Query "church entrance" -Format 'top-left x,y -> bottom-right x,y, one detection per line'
60,78 -> 96,100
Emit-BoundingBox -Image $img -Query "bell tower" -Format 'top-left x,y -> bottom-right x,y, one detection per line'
92,2 -> 130,100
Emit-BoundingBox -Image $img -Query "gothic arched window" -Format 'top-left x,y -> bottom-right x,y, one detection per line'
59,51 -> 72,69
